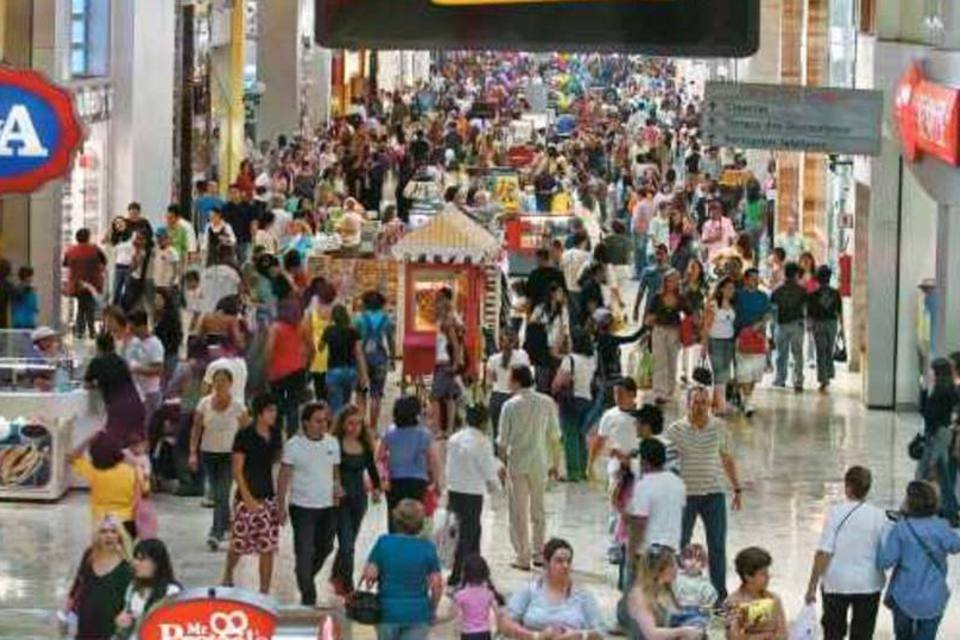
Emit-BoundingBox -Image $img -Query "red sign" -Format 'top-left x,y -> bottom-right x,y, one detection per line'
894,62 -> 960,166
137,589 -> 277,640
506,145 -> 536,168
0,66 -> 83,194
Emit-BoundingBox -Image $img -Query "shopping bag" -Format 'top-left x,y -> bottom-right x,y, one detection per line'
432,508 -> 460,567
634,346 -> 653,390
788,603 -> 819,640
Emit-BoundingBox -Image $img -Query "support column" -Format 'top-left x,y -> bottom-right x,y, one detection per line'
112,0 -> 177,222
214,1 -> 245,193
258,0 -> 301,145
776,0 -> 803,232
801,0 -> 829,261
936,205 -> 960,357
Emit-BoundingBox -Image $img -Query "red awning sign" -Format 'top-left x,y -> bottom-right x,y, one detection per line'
894,62 -> 960,166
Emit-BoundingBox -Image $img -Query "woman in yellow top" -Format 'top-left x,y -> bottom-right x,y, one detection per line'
70,431 -> 140,539
305,277 -> 334,403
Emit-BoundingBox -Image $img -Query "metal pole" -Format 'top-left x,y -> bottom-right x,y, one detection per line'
180,2 -> 196,216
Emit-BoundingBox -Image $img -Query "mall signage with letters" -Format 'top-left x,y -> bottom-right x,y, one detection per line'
894,62 -> 960,166
0,67 -> 83,194
136,588 -> 277,640
316,0 -> 759,56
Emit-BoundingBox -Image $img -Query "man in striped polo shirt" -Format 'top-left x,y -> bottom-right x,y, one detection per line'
666,371 -> 743,604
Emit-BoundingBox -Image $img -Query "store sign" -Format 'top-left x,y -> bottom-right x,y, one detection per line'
894,62 -> 960,166
137,588 -> 277,640
316,0 -> 759,56
702,82 -> 884,155
0,67 -> 83,194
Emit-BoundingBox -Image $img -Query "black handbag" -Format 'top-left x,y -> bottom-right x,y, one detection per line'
345,590 -> 381,625
833,323 -> 848,363
908,433 -> 925,461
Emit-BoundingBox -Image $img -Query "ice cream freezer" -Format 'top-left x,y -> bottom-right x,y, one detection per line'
0,389 -> 94,501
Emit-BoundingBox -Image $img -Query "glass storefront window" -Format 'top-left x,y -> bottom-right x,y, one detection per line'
69,0 -> 110,78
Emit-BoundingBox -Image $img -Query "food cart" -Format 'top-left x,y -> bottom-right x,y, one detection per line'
503,209 -> 576,276
391,207 -> 502,384
0,331 -> 92,501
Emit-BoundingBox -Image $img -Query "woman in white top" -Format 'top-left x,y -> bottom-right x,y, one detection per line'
528,283 -> 572,393
555,333 -> 598,482
701,276 -> 737,415
188,368 -> 249,549
485,328 -> 529,442
114,539 -> 181,637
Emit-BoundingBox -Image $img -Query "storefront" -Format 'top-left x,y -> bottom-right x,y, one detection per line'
859,41 -> 960,408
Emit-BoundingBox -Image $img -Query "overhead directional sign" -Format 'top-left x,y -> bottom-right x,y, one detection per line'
316,0 -> 760,57
702,82 -> 884,156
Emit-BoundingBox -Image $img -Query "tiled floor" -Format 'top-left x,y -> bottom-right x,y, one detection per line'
1,370 -> 957,638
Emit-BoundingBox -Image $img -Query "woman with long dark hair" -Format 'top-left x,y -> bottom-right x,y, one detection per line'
485,328 -> 528,442
153,288 -> 183,390
918,359 -> 960,525
113,539 -> 181,638
330,403 -> 381,595
702,277 -> 738,415
322,303 -> 370,415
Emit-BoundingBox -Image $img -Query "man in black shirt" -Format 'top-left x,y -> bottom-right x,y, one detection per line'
525,248 -> 566,310
221,184 -> 257,264
224,392 -> 282,594
770,262 -> 808,391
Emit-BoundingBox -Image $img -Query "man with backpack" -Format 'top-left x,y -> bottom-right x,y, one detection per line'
355,290 -> 396,431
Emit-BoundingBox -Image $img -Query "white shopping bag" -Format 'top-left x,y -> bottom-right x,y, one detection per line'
788,603 -> 819,640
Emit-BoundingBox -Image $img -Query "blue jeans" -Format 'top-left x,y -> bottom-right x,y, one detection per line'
774,320 -> 804,387
892,602 -> 941,640
916,426 -> 959,519
812,319 -> 839,385
632,232 -> 648,279
202,452 -> 232,540
377,623 -> 430,640
681,492 -> 728,603
326,366 -> 358,415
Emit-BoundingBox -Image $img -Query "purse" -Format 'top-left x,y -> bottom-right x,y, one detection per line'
736,326 -> 767,355
833,323 -> 848,363
551,356 -> 575,406
908,433 -> 925,461
345,590 -> 382,625
679,314 -> 698,347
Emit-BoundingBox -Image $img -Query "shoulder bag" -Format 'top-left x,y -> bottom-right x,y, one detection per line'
884,519 -> 946,610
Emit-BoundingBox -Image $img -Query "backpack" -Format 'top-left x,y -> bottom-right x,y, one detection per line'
361,313 -> 390,369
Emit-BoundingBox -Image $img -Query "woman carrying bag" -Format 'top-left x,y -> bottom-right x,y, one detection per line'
878,481 -> 960,640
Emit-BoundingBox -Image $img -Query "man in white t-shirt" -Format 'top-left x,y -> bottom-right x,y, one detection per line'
596,377 -> 639,482
805,466 -> 888,640
626,438 -> 686,567
277,402 -> 342,606
125,309 -> 165,429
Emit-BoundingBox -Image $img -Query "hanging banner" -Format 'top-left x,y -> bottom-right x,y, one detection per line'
315,0 -> 760,57
0,66 -> 83,194
894,62 -> 960,167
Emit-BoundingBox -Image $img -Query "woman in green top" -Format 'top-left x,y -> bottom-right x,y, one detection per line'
66,515 -> 134,639
742,179 -> 766,259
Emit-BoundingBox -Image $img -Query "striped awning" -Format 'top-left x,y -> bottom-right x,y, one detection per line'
392,206 -> 500,263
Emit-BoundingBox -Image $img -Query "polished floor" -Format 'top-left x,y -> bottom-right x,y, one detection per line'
0,370 -> 957,639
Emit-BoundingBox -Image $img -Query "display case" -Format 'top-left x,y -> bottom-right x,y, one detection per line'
0,331 -> 92,501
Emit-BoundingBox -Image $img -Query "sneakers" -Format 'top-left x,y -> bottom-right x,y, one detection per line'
794,386 -> 803,393
206,536 -> 220,551
201,497 -> 215,508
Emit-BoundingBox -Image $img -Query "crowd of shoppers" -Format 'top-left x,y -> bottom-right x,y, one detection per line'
51,49 -> 960,640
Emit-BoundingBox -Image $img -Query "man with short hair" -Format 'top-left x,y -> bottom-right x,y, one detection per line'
525,248 -> 566,310
632,242 -> 670,321
497,364 -> 561,570
626,438 -> 686,560
126,309 -> 165,430
805,466 -> 888,640
667,381 -> 743,602
596,377 -> 639,484
221,184 -> 257,264
165,204 -> 198,264
354,290 -> 396,431
63,228 -> 107,340
771,262 -> 808,392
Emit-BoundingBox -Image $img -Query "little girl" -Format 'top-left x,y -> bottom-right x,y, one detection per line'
453,555 -> 504,640
673,543 -> 718,611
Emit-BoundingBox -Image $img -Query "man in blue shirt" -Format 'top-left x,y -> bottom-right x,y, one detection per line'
194,179 -> 224,232
632,243 -> 670,322
354,290 -> 395,432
